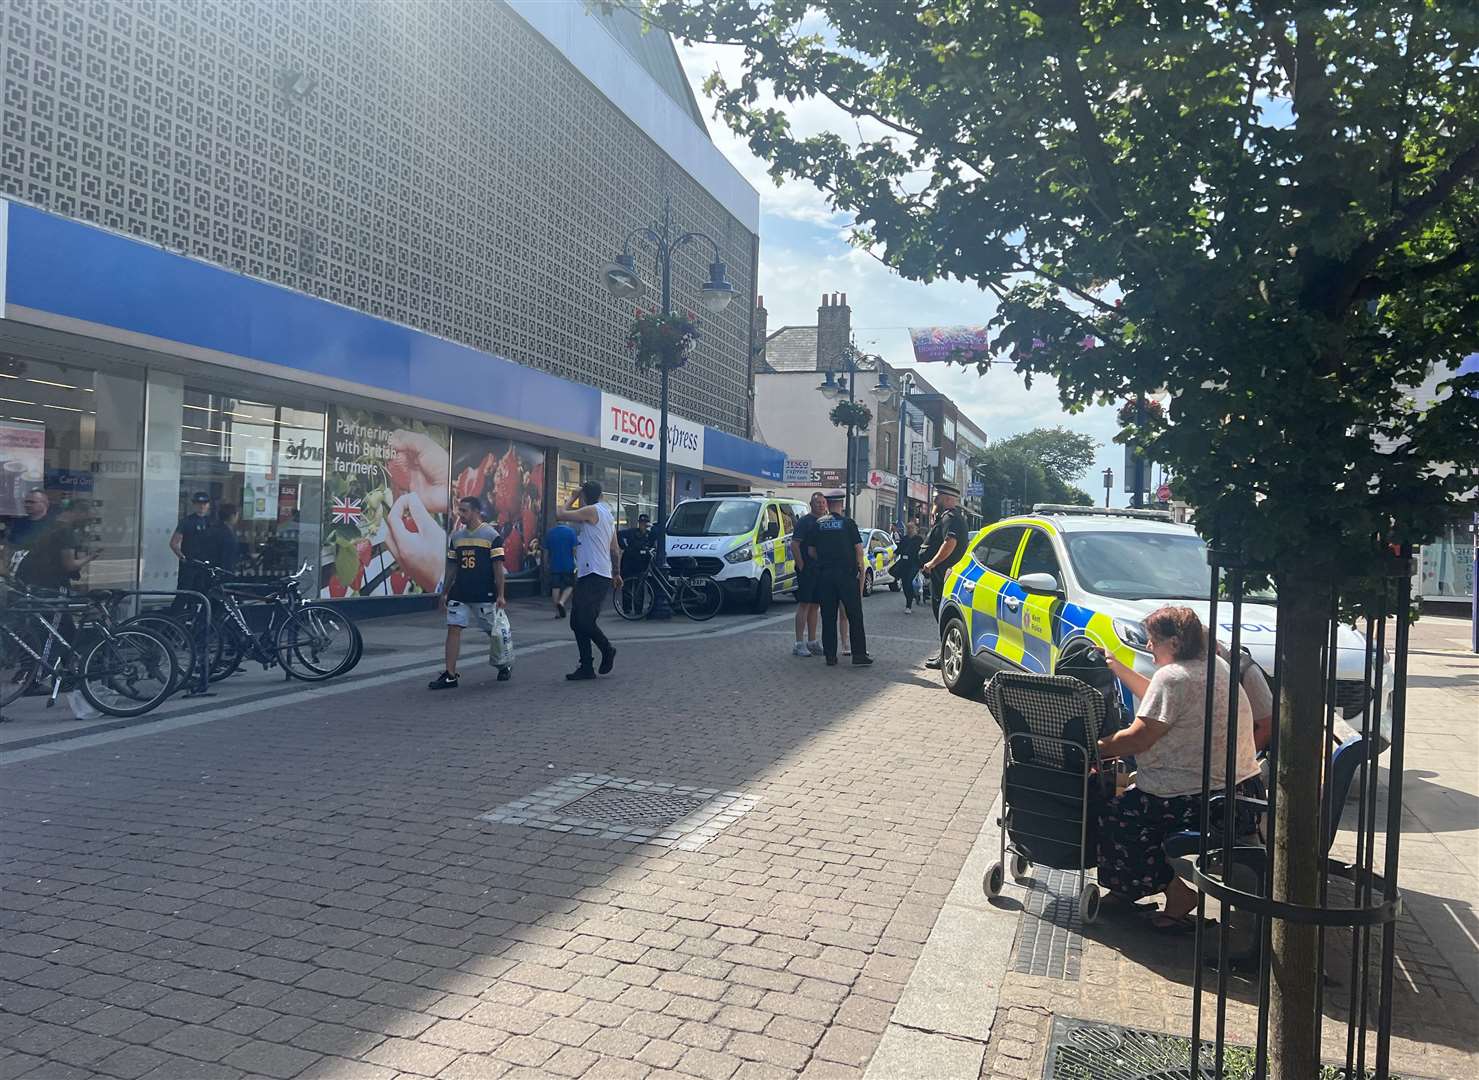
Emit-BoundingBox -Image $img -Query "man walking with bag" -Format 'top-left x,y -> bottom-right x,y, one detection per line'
429,495 -> 509,690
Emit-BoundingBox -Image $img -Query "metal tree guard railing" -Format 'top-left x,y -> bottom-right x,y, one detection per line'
1184,550 -> 1411,1079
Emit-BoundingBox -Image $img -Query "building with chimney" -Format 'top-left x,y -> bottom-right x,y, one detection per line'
754,294 -> 990,530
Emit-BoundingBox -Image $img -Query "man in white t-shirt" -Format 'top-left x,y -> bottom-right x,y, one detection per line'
554,480 -> 623,681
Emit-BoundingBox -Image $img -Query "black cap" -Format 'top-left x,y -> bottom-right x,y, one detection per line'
192,491 -> 211,503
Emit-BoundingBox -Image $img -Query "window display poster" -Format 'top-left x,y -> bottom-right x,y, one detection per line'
0,422 -> 46,518
322,405 -> 449,598
450,432 -> 546,578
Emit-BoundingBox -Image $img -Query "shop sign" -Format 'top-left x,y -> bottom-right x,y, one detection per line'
908,479 -> 929,502
783,458 -> 812,484
600,392 -> 704,470
808,468 -> 847,488
867,469 -> 897,492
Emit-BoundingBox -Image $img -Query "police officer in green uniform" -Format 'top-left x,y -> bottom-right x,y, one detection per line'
812,489 -> 872,667
922,482 -> 970,669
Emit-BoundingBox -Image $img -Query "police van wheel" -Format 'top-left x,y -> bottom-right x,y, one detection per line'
863,570 -> 874,597
941,617 -> 985,697
751,573 -> 772,614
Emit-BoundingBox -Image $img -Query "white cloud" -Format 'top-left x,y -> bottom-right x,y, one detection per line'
676,42 -> 1147,504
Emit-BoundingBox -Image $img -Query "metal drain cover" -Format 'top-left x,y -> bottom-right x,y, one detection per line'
557,786 -> 708,829
478,773 -> 758,851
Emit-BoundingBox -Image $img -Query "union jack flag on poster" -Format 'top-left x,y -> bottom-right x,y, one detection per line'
330,496 -> 364,525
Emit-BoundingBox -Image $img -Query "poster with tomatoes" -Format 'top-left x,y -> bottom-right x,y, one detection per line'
321,406 -> 450,598
450,432 -> 546,579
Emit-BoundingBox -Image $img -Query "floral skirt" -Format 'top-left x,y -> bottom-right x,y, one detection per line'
1096,777 -> 1265,901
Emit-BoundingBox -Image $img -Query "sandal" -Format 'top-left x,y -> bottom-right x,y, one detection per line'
1148,912 -> 1213,935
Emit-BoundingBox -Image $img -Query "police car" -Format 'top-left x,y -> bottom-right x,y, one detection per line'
935,506 -> 1393,735
861,529 -> 900,596
664,495 -> 810,613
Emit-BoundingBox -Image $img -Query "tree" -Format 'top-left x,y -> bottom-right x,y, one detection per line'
973,426 -> 1098,519
630,3 -> 1479,1074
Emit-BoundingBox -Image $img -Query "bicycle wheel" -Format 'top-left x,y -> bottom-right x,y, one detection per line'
80,628 -> 178,717
613,576 -> 655,621
0,624 -> 40,710
338,618 -> 364,675
121,615 -> 197,693
676,577 -> 723,621
209,618 -> 244,681
275,605 -> 357,681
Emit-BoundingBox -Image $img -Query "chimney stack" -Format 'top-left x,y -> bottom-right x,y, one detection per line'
816,291 -> 852,370
752,295 -> 768,363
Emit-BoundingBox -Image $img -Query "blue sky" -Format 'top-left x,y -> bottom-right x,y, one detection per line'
674,42 -> 1141,505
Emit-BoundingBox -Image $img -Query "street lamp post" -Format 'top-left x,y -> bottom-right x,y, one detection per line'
601,194 -> 734,618
878,370 -> 915,529
818,347 -> 889,521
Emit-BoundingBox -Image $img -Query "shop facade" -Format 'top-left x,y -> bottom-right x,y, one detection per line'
0,200 -> 783,604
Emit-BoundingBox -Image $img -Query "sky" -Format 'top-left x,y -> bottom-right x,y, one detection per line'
673,40 -> 1140,507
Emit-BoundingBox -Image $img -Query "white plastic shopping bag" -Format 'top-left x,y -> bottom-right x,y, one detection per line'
489,607 -> 515,669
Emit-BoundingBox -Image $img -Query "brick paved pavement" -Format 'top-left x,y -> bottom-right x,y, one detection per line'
0,596 -> 1006,1080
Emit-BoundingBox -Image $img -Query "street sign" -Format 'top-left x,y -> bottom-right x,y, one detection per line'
910,445 -> 926,475
1156,482 -> 1172,503
783,458 -> 811,484
966,480 -> 984,498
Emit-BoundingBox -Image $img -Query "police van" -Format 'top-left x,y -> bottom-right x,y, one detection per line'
663,494 -> 810,613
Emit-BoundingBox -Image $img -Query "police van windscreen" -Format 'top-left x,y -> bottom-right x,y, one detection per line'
1064,531 -> 1217,602
667,500 -> 761,537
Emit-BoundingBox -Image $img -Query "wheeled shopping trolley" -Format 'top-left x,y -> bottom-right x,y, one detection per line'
982,671 -> 1110,923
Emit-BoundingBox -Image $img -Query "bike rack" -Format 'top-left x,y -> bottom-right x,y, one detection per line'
107,590 -> 214,697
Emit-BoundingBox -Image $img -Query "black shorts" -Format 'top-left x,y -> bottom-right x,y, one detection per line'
550,571 -> 576,589
796,565 -> 820,604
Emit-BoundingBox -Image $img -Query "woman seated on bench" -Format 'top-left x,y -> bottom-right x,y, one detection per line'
1095,606 -> 1262,932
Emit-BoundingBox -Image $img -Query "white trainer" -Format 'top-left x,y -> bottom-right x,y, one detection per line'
792,642 -> 812,657
807,640 -> 824,656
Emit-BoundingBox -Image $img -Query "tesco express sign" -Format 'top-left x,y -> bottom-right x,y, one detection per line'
600,392 -> 705,470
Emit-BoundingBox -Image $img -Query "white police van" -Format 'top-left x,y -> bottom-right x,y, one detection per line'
664,494 -> 810,613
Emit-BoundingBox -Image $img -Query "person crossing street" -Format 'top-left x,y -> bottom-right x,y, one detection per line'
921,483 -> 970,669
812,489 -> 871,667
555,480 -> 622,681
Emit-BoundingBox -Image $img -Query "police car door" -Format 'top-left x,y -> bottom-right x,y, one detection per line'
757,502 -> 783,586
775,502 -> 800,591
1013,527 -> 1064,674
972,525 -> 1027,663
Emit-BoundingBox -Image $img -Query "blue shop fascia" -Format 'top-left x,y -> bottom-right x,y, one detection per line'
0,199 -> 782,607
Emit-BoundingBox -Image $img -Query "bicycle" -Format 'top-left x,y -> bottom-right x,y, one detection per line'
612,561 -> 723,622
188,560 -> 362,683
0,584 -> 179,717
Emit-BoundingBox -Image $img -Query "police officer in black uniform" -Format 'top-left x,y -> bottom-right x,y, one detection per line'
812,489 -> 872,667
922,482 -> 970,669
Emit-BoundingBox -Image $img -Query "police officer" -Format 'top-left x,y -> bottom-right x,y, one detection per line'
812,489 -> 872,667
922,482 -> 970,669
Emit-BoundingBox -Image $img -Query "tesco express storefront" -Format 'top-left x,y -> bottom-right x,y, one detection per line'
0,199 -> 783,606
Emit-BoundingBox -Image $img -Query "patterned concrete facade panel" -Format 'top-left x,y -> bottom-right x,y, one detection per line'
0,0 -> 756,433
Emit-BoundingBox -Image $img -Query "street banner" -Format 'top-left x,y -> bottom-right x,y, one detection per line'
450,431 -> 546,578
908,325 -> 992,364
783,458 -> 812,484
0,422 -> 45,517
322,405 -> 449,599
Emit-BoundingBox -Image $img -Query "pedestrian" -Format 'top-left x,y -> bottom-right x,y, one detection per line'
213,503 -> 241,574
13,497 -> 96,591
544,519 -> 578,618
813,489 -> 871,667
3,488 -> 53,577
921,482 -> 970,669
170,491 -> 221,608
894,520 -> 924,613
429,495 -> 509,690
554,479 -> 622,681
618,512 -> 656,578
790,491 -> 826,657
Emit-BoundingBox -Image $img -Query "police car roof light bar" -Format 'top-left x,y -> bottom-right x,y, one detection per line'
1031,503 -> 1175,522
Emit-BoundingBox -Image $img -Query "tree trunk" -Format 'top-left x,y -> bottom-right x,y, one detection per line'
1268,571 -> 1328,1079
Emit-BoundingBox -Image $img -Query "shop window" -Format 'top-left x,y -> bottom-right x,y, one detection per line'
175,387 -> 326,587
0,348 -> 145,591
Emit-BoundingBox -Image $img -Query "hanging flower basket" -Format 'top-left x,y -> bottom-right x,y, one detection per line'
829,399 -> 874,430
626,309 -> 700,372
1117,396 -> 1165,426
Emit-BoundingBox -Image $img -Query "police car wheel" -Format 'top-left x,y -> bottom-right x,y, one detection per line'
751,572 -> 772,614
863,570 -> 874,596
941,617 -> 985,697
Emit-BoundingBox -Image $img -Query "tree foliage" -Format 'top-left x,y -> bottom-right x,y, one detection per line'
634,0 -> 1478,581
972,426 -> 1099,518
